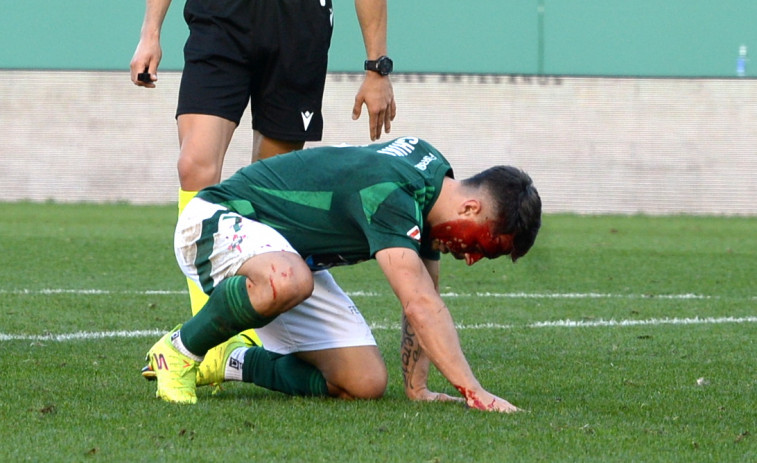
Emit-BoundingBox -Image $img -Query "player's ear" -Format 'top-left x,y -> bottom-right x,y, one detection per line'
459,199 -> 482,216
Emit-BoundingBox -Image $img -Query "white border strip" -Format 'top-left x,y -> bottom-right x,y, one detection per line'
2,317 -> 755,342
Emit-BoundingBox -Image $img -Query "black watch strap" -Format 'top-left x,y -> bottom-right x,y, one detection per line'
364,55 -> 393,76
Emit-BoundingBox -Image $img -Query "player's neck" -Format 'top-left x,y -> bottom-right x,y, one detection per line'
427,177 -> 460,227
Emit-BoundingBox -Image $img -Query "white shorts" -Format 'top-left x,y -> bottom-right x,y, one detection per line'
174,198 -> 376,355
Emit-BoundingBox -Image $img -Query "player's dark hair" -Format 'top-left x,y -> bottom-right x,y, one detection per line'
463,166 -> 542,262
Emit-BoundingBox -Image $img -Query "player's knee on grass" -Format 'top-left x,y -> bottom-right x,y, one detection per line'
347,369 -> 388,400
329,369 -> 388,400
325,355 -> 388,400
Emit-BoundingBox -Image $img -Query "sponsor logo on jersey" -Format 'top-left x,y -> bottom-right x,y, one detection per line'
301,111 -> 314,131
406,225 -> 421,242
228,234 -> 246,253
377,137 -> 419,157
414,153 -> 437,171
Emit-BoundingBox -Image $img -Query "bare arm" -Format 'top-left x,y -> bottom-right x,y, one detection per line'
352,0 -> 396,140
401,312 -> 463,403
376,247 -> 519,412
401,258 -> 461,402
129,0 -> 173,87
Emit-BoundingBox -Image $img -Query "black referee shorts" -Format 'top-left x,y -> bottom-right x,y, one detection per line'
177,0 -> 334,142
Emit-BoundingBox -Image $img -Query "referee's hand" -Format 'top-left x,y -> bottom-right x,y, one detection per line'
352,72 -> 396,141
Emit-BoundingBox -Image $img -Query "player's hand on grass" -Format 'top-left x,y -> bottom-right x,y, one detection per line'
456,386 -> 521,413
352,72 -> 396,141
409,387 -> 465,404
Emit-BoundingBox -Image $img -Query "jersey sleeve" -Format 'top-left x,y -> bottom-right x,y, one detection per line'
361,188 -> 425,258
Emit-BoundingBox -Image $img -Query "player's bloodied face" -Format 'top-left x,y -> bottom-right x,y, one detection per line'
430,219 -> 514,265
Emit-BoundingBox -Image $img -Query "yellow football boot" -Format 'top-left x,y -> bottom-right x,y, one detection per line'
146,325 -> 199,404
196,335 -> 250,387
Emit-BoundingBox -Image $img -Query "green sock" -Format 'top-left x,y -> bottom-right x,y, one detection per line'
181,275 -> 276,355
242,347 -> 329,397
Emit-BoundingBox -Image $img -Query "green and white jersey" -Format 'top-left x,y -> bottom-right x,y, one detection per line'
197,137 -> 453,270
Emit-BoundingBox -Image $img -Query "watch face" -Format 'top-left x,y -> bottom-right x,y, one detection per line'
365,56 -> 393,75
378,57 -> 393,75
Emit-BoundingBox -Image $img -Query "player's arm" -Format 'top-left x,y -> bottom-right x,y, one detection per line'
376,247 -> 519,412
400,258 -> 462,402
400,312 -> 463,403
352,0 -> 396,141
130,0 -> 172,87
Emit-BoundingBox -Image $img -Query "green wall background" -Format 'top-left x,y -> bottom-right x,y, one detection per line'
1,0 -> 755,77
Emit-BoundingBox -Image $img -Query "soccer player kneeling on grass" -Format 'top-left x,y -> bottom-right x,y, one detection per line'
146,136 -> 541,413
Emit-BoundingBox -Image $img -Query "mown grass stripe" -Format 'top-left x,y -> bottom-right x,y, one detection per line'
2,316 -> 755,342
2,288 -> 754,300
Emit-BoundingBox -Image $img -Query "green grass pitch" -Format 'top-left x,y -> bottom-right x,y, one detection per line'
0,202 -> 754,462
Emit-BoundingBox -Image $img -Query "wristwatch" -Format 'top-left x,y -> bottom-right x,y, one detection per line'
364,56 -> 393,76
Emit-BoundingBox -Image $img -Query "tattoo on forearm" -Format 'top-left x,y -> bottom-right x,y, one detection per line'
401,320 -> 421,389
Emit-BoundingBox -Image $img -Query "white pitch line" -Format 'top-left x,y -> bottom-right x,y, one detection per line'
2,317 -> 755,343
0,289 -> 186,295
370,316 -> 757,331
526,316 -> 757,328
0,329 -> 165,342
